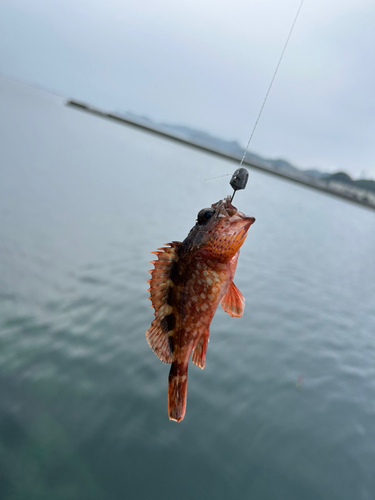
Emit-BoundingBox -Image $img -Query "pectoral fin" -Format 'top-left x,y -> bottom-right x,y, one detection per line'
220,281 -> 245,317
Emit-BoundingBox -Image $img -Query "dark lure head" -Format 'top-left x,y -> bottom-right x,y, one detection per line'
184,196 -> 255,261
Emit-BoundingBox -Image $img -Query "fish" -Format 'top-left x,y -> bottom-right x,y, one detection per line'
146,195 -> 255,422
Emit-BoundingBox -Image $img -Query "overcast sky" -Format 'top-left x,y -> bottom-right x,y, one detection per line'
0,0 -> 374,178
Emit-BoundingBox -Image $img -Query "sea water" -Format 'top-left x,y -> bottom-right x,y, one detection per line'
0,77 -> 375,500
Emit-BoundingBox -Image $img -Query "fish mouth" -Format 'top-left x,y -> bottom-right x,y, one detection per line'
221,212 -> 255,255
216,196 -> 256,235
221,196 -> 255,228
209,214 -> 254,258
200,197 -> 255,259
233,217 -> 254,243
229,212 -> 256,231
226,213 -> 255,253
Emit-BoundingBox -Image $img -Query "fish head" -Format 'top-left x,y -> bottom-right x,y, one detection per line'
186,196 -> 255,261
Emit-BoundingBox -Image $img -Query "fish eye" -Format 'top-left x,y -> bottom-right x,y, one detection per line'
197,208 -> 215,225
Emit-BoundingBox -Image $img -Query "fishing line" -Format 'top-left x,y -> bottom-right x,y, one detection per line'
205,173 -> 231,181
205,0 -> 304,188
239,0 -> 304,167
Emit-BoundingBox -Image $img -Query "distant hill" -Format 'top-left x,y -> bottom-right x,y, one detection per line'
121,112 -> 374,191
355,180 -> 375,193
159,123 -> 307,175
326,172 -> 375,194
327,172 -> 352,183
159,123 -> 267,164
304,169 -> 330,179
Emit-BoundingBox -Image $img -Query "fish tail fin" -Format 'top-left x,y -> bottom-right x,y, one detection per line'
168,362 -> 188,422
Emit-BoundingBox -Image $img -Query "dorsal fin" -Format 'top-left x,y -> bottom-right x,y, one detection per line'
146,242 -> 181,363
220,281 -> 245,317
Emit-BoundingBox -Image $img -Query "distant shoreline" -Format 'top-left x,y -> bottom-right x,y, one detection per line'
66,100 -> 375,212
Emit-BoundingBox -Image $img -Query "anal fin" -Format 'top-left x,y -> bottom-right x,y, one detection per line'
220,281 -> 245,317
192,329 -> 209,369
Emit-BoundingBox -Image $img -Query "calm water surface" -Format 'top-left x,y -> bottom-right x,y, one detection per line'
1,77 -> 375,499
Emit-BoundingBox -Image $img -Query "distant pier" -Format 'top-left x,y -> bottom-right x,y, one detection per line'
66,100 -> 375,212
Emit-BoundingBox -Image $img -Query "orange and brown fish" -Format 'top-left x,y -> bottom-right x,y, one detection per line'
146,195 -> 255,422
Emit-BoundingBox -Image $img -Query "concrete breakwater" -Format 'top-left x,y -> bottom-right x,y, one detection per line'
67,100 -> 375,212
